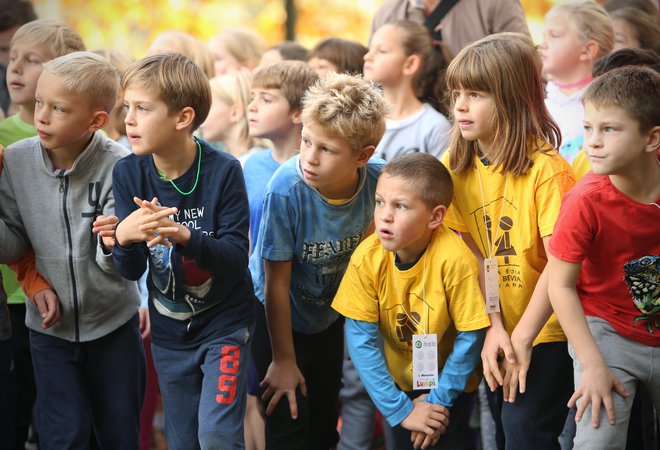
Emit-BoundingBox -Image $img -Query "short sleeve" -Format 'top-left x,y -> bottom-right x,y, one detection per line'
548,190 -> 595,263
535,164 -> 576,237
440,152 -> 468,232
260,191 -> 296,262
332,251 -> 380,323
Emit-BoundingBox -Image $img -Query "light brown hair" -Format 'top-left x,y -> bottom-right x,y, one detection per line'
582,65 -> 660,133
122,53 -> 211,131
301,73 -> 389,153
11,19 -> 85,58
446,33 -> 561,175
307,37 -> 368,75
252,60 -> 319,110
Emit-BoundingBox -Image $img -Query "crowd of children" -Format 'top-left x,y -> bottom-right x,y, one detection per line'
0,1 -> 658,450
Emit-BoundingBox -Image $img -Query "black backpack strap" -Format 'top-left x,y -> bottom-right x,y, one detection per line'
423,0 -> 460,42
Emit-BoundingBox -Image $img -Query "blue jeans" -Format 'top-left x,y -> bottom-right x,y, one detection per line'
30,314 -> 145,450
152,325 -> 252,450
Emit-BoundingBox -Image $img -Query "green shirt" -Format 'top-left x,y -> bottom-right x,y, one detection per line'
0,114 -> 36,148
0,114 -> 37,303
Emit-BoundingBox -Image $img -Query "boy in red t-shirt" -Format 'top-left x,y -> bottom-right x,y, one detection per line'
547,66 -> 660,450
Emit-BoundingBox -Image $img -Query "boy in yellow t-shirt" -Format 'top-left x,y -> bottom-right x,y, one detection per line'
333,153 -> 490,450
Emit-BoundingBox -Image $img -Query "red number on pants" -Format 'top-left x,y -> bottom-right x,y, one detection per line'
216,375 -> 237,404
216,345 -> 240,404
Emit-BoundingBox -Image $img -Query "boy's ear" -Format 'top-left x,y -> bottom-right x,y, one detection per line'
356,145 -> 376,166
428,204 -> 447,230
88,111 -> 110,132
403,54 -> 421,77
291,107 -> 302,125
175,106 -> 196,131
644,125 -> 660,154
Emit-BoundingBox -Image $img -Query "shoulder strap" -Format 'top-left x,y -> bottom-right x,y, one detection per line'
423,0 -> 460,42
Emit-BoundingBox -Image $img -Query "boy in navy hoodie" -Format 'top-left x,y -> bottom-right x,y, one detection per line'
112,53 -> 255,450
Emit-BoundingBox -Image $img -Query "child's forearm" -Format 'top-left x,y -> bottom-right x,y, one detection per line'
548,256 -> 604,368
512,267 -> 553,346
345,319 -> 413,426
9,248 -> 50,301
263,260 -> 296,363
549,284 -> 604,368
427,329 -> 486,407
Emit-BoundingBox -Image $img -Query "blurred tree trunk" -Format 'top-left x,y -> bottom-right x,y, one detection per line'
285,0 -> 296,40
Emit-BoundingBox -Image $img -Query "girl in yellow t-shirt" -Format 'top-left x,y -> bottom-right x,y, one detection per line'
441,33 -> 576,449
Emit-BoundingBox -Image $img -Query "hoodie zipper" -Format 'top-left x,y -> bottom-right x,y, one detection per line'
61,175 -> 80,341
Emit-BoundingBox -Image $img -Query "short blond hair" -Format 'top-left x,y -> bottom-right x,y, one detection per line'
547,2 -> 614,59
301,73 -> 388,153
122,52 -> 211,131
11,19 -> 85,58
42,51 -> 119,113
252,61 -> 319,110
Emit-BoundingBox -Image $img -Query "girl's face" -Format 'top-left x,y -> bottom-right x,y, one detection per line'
210,38 -> 243,76
200,95 -> 234,142
612,18 -> 640,51
451,88 -> 496,153
307,57 -> 339,78
539,13 -> 585,80
363,24 -> 410,86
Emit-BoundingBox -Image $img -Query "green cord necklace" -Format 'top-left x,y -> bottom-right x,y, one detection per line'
157,139 -> 202,196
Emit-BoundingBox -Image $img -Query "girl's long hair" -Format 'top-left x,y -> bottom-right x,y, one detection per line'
446,32 -> 561,175
392,20 -> 451,115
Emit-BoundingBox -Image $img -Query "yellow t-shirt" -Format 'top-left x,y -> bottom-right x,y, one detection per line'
572,149 -> 591,181
332,225 -> 490,392
441,147 -> 575,345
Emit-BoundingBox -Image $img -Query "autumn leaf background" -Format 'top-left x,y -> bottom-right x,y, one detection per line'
32,0 -> 558,59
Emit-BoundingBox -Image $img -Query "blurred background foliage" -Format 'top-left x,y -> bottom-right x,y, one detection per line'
32,0 -> 559,58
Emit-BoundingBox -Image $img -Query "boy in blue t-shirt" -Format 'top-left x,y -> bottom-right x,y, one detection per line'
249,72 -> 390,450
111,53 -> 255,450
243,61 -> 318,250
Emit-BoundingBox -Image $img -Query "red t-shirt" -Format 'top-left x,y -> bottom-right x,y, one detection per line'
549,172 -> 660,346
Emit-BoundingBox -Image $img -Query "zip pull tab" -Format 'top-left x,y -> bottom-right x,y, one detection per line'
59,177 -> 65,193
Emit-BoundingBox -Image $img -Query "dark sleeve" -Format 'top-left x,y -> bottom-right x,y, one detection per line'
111,158 -> 148,281
177,159 -> 250,277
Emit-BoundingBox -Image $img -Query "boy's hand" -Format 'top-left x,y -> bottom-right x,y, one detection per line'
92,215 -> 119,250
570,362 -> 629,428
32,289 -> 61,329
502,331 -> 533,403
115,197 -> 178,248
482,325 -> 515,391
138,306 -> 150,339
137,199 -> 191,247
260,360 -> 307,419
411,430 -> 441,449
400,400 -> 449,442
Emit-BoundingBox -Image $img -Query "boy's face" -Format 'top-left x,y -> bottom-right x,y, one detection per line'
299,121 -> 372,199
247,87 -> 298,140
7,41 -> 54,106
123,83 -> 180,155
374,174 -> 444,264
34,71 -> 103,155
583,102 -> 657,176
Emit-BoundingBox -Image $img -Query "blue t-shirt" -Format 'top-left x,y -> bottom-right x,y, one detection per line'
249,155 -> 384,334
242,148 -> 282,251
112,139 -> 255,349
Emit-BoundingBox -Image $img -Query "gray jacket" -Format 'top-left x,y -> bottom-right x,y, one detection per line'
0,132 -> 140,342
